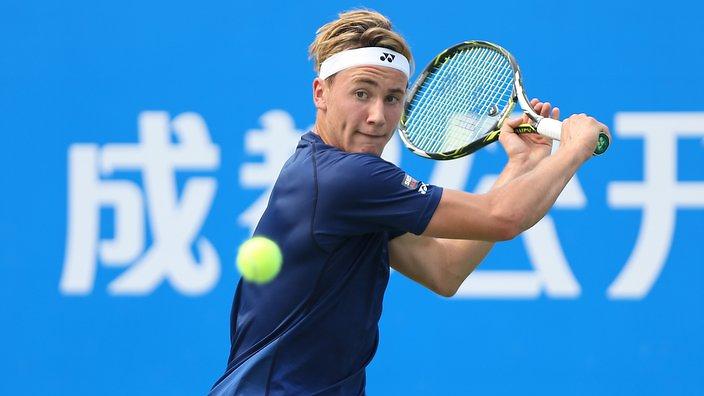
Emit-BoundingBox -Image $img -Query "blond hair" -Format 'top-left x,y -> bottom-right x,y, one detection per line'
308,9 -> 412,76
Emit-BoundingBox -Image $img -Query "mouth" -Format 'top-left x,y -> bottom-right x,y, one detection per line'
357,130 -> 387,139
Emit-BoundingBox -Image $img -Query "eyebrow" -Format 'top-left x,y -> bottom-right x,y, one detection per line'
352,77 -> 406,95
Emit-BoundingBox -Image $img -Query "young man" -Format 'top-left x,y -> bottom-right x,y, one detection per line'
211,9 -> 609,395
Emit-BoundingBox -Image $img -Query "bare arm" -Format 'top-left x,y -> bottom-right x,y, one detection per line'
423,141 -> 583,240
389,158 -> 531,296
389,145 -> 579,296
389,109 -> 610,296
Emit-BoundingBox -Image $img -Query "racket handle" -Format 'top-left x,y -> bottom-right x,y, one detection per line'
536,117 -> 610,156
535,117 -> 562,140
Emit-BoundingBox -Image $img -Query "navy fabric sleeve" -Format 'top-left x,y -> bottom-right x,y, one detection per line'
387,229 -> 407,240
314,153 -> 442,244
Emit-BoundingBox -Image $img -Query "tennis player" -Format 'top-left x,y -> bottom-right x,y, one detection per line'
210,9 -> 609,395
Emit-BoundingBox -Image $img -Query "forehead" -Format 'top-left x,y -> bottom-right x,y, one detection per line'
334,66 -> 408,91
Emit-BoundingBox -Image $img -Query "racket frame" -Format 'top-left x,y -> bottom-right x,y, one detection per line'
399,40 -> 609,160
399,40 -> 523,160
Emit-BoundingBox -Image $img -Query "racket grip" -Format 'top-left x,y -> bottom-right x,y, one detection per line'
536,117 -> 610,156
535,117 -> 562,140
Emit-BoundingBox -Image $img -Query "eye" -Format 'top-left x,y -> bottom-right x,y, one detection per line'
385,95 -> 401,104
355,90 -> 369,100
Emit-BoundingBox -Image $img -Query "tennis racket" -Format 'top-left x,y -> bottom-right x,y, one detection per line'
399,40 -> 610,160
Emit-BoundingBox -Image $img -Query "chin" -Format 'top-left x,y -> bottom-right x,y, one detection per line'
352,137 -> 388,156
355,145 -> 383,156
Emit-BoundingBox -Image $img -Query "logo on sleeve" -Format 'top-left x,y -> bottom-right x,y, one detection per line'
402,174 -> 418,190
418,183 -> 428,195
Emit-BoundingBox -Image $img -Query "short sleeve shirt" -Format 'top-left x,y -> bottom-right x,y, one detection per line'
210,132 -> 442,395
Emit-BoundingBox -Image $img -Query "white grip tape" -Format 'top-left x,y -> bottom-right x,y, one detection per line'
536,118 -> 562,141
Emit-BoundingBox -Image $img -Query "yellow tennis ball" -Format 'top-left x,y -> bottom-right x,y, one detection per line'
236,236 -> 282,284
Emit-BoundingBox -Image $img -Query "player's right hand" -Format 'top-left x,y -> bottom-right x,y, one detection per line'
499,98 -> 556,170
559,114 -> 611,162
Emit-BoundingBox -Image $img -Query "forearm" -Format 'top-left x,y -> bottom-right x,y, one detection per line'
490,146 -> 583,234
430,149 -> 582,294
424,150 -> 578,241
405,110 -> 602,296
433,159 -> 533,293
405,146 -> 584,296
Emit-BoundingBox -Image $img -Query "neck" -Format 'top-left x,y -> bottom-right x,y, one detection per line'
313,113 -> 332,145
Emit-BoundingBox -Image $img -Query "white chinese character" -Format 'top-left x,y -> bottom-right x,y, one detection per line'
237,109 -> 403,234
238,110 -> 309,233
444,144 -> 584,299
607,112 -> 704,299
237,110 -> 584,299
61,111 -> 221,296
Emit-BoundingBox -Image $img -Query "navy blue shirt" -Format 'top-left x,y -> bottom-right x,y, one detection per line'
211,132 -> 442,395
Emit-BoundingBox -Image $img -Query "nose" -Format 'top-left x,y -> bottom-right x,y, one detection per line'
366,98 -> 386,128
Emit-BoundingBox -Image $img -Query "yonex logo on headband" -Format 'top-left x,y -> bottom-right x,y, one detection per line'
318,47 -> 411,80
380,53 -> 395,62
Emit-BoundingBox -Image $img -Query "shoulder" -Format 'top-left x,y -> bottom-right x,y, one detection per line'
316,151 -> 403,191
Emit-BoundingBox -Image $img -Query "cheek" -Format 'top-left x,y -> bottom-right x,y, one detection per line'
386,106 -> 403,127
332,96 -> 356,117
339,102 -> 367,125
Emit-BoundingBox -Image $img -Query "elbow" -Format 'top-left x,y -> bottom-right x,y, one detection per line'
433,274 -> 463,298
491,210 -> 524,241
435,283 -> 459,298
496,220 -> 522,241
486,194 -> 525,241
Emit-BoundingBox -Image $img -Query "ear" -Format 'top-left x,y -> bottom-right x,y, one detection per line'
312,78 -> 327,111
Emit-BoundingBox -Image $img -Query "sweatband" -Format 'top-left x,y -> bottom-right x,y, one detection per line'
318,47 -> 411,80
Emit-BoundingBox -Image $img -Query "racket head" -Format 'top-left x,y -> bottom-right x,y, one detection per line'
399,41 -> 520,160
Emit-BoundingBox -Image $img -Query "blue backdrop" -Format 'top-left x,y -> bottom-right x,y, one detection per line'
2,1 -> 703,395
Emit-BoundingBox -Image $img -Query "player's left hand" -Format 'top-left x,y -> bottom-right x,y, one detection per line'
499,98 -> 557,169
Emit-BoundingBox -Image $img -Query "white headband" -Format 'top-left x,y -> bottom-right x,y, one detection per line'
318,47 -> 411,80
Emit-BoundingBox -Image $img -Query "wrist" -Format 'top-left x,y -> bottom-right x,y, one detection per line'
555,144 -> 589,168
505,157 -> 532,174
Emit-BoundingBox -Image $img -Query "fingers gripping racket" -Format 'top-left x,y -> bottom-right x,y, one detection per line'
399,40 -> 610,160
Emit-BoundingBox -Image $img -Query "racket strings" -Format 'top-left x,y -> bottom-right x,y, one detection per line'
414,51 -> 482,153
465,52 -> 511,120
408,50 -> 488,152
442,49 -> 506,152
409,52 -> 470,150
414,48 -> 512,152
405,46 -> 515,153
424,49 -> 496,153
